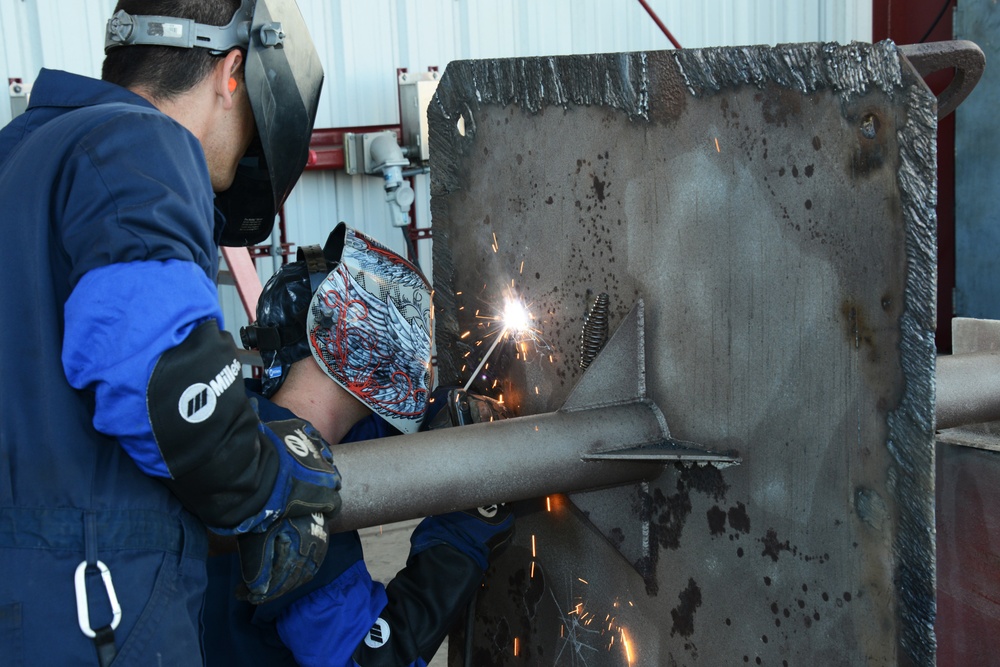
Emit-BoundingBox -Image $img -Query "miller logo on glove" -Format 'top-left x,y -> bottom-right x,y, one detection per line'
234,419 -> 342,604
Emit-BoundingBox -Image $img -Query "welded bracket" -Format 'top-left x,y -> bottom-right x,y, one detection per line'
563,299 -> 737,465
898,40 -> 985,119
566,300 -> 738,587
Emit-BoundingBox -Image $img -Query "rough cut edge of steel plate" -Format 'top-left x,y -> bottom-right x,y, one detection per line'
428,40 -> 937,665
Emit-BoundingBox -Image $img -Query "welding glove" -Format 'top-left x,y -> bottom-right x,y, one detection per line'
233,418 -> 342,604
352,509 -> 514,666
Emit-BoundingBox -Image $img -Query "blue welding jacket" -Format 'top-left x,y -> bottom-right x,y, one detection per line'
0,69 -> 223,664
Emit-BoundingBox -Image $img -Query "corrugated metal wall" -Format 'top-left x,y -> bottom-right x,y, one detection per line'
0,0 -> 871,334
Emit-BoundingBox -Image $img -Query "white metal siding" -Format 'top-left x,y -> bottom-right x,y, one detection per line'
1,0 -> 872,333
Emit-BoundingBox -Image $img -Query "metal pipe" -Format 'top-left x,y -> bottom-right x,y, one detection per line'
326,401 -> 666,533
936,353 -> 1000,430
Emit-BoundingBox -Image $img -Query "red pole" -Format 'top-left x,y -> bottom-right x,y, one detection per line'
636,0 -> 682,49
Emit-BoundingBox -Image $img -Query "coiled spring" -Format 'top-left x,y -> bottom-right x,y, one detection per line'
579,292 -> 610,369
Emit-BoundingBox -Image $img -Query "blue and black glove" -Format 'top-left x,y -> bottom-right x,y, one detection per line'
233,419 -> 342,604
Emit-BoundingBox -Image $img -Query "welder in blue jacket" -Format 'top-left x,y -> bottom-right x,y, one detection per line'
204,223 -> 513,667
0,1 -> 338,665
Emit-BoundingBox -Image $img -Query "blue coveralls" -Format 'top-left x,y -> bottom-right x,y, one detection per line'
0,69 -> 225,664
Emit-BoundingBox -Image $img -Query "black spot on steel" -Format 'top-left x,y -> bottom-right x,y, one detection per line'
579,292 -> 610,369
728,501 -> 751,534
707,505 -> 727,535
680,463 -> 730,502
670,578 -> 703,638
591,174 -> 607,202
761,528 -> 791,562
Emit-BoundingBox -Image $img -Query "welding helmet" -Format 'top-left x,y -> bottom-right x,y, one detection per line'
105,0 -> 323,246
241,223 -> 434,434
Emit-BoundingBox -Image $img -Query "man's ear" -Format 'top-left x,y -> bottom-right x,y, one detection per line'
216,49 -> 245,110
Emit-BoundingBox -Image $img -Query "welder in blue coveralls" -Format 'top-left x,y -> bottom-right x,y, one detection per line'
203,223 -> 514,666
0,1 -> 338,665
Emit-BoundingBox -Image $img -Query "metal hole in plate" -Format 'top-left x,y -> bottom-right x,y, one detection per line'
860,113 -> 880,139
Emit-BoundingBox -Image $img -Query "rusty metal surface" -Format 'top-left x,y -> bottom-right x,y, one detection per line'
898,40 -> 985,118
935,437 -> 1000,666
429,40 -> 938,665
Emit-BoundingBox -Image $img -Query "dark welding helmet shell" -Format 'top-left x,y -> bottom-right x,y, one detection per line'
217,0 -> 323,246
239,224 -> 342,397
104,0 -> 323,247
244,259 -> 316,398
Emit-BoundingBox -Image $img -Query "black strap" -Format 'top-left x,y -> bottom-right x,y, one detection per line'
93,625 -> 117,667
86,513 -> 118,667
297,244 -> 329,295
241,321 -> 306,352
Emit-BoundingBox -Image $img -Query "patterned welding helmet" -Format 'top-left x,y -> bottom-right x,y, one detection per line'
306,223 -> 434,434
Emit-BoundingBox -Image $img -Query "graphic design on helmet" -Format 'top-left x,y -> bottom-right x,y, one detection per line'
307,226 -> 434,434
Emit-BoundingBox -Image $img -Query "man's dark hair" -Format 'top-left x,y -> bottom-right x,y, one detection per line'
102,0 -> 242,99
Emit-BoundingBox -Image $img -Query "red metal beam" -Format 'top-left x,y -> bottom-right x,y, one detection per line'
873,0 -> 956,353
305,125 -> 402,171
220,246 -> 263,323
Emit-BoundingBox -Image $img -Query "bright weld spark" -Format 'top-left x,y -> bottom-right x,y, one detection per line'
546,496 -> 552,512
531,561 -> 535,578
578,578 -> 588,584
622,628 -> 634,664
492,232 -> 499,253
519,260 -> 524,274
714,137 -> 720,152
531,534 -> 537,558
462,292 -> 540,391
513,637 -> 519,656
